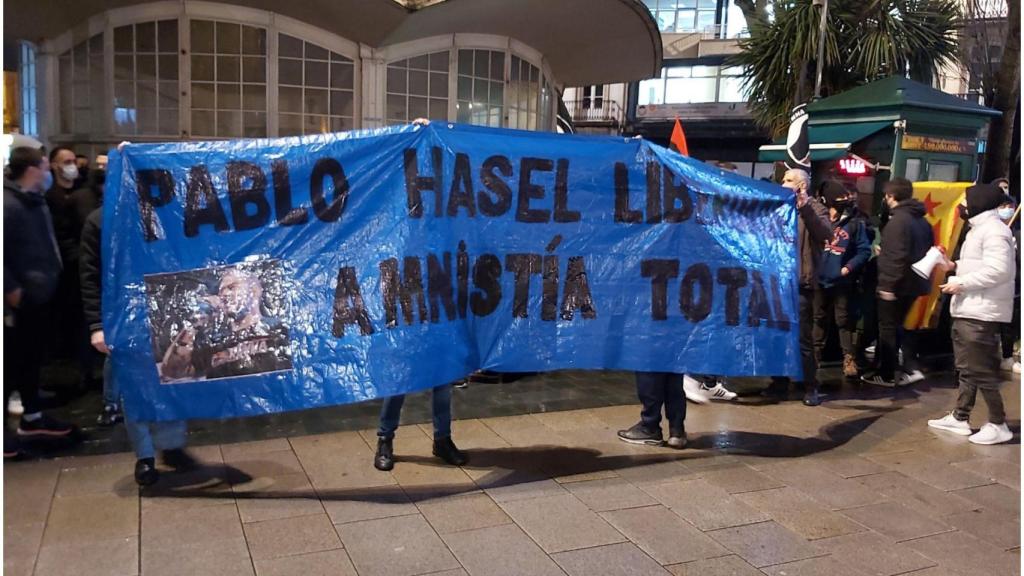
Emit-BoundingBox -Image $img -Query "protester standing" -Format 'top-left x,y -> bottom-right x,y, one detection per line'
928,183 -> 1016,445
814,181 -> 872,378
4,147 -> 76,458
861,178 -> 933,388
374,385 -> 467,470
996,195 -> 1020,373
618,372 -> 687,448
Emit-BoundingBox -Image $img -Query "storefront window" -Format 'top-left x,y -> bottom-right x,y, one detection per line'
278,33 -> 355,136
60,33 -> 105,135
386,51 -> 448,125
639,64 -> 749,105
456,49 -> 505,127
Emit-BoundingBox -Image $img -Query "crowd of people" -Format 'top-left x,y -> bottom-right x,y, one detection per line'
3,138 -> 1019,487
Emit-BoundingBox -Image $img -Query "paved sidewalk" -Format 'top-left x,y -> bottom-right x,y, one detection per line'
5,371 -> 1020,576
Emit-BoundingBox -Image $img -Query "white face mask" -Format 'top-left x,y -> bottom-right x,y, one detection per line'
998,207 -> 1015,222
59,164 -> 79,183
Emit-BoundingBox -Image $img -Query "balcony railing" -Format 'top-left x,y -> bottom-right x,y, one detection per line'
563,99 -> 625,126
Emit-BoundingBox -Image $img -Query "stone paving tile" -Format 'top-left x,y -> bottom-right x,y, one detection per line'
141,537 -> 254,576
233,473 -> 325,523
5,462 -> 61,527
242,513 -> 343,560
867,451 -> 994,492
840,502 -> 953,542
499,493 -> 626,553
666,554 -> 762,576
815,531 -> 937,576
760,555 -> 871,576
253,549 -> 358,576
903,530 -> 1022,576
706,521 -> 826,568
416,492 -> 512,534
601,505 -> 729,565
900,567 -> 968,576
530,408 -> 610,431
696,465 -> 786,494
336,514 -> 460,576
302,454 -> 397,492
4,521 -> 44,576
944,508 -> 1021,551
815,454 -> 890,479
552,542 -> 671,576
478,473 -> 568,503
443,524 -> 564,576
391,461 -> 478,501
562,477 -> 657,512
222,448 -> 306,477
612,458 -> 695,487
951,482 -> 1021,518
320,485 -> 420,525
758,461 -> 887,510
34,536 -> 138,576
857,472 -> 980,519
736,487 -> 866,540
220,438 -> 293,459
141,501 -> 243,550
641,478 -> 769,531
55,462 -> 137,497
951,457 -> 1020,490
43,492 -> 139,547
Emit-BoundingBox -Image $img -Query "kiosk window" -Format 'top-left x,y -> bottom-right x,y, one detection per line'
905,158 -> 922,182
928,161 -> 959,182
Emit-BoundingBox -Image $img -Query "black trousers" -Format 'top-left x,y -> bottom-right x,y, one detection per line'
876,295 -> 917,380
4,304 -> 50,416
813,285 -> 857,362
635,372 -> 685,433
952,318 -> 1005,425
771,287 -> 817,389
1000,296 -> 1020,359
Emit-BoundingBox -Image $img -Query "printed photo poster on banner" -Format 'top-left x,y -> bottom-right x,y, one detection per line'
104,123 -> 802,422
144,260 -> 293,383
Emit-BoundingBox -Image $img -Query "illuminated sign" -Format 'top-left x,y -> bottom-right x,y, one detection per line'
838,158 -> 868,175
901,134 -> 975,155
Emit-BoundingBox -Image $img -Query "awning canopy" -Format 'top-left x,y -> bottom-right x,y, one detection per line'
758,121 -> 894,162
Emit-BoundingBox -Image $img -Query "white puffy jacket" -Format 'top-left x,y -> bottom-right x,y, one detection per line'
948,209 -> 1016,323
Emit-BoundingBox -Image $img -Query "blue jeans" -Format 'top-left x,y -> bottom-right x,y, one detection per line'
378,384 -> 453,441
105,358 -> 188,459
635,372 -> 686,433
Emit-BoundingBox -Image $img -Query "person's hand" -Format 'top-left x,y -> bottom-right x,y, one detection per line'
877,290 -> 897,301
940,279 -> 963,294
91,330 -> 109,354
841,267 -> 850,277
796,191 -> 810,208
939,258 -> 956,273
5,289 -> 22,309
411,118 -> 430,126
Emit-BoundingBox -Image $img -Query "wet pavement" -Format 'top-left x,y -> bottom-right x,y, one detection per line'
4,367 -> 1021,576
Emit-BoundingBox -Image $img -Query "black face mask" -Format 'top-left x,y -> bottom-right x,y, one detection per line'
832,198 -> 853,211
958,205 -> 969,220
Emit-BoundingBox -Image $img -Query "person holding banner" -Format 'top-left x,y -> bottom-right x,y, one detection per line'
928,183 -> 1016,445
374,385 -> 467,471
861,178 -> 933,388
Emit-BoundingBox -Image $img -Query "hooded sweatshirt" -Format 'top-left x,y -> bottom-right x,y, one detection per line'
876,198 -> 934,297
818,207 -> 872,288
4,179 -> 63,306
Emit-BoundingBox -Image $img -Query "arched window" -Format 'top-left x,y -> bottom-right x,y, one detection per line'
386,51 -> 449,124
113,19 -> 180,136
188,20 -> 266,138
58,34 -> 104,135
278,33 -> 356,136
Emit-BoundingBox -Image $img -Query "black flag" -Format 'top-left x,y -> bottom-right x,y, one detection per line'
785,104 -> 810,171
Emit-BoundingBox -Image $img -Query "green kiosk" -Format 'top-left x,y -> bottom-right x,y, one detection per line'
758,76 -> 1000,206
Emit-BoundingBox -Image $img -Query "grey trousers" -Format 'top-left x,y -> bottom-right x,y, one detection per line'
952,318 -> 1005,425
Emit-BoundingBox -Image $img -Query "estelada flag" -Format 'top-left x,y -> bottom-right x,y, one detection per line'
903,181 -> 969,330
670,118 -> 689,156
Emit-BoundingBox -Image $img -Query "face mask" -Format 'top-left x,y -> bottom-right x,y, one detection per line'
60,164 -> 79,183
833,198 -> 853,210
958,205 -> 969,220
998,207 -> 1015,221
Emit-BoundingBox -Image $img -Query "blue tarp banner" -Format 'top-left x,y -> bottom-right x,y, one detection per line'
104,123 -> 801,422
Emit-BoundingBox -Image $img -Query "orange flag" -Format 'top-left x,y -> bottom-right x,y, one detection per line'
903,181 -> 969,330
670,118 -> 689,156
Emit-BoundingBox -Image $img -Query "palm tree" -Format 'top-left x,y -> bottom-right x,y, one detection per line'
731,0 -> 961,136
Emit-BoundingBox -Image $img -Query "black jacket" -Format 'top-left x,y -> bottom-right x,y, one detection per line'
877,198 -> 934,297
80,207 -> 103,332
798,199 -> 832,288
45,183 -> 83,266
4,179 -> 63,306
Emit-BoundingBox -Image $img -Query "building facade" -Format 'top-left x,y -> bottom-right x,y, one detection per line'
4,0 -> 662,159
564,0 -> 773,179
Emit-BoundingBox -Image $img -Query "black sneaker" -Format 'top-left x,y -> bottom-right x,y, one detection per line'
803,386 -> 822,407
135,458 -> 159,486
96,404 -> 123,427
433,437 -> 468,466
17,414 -> 75,438
860,372 -> 896,388
161,448 -> 198,472
4,432 -> 25,460
667,430 -> 687,449
617,422 -> 663,446
374,438 -> 395,471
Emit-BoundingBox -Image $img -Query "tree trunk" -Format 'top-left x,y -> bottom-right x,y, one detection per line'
982,0 -> 1020,182
734,0 -> 769,31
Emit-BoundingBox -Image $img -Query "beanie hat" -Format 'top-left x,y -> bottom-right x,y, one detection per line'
819,180 -> 849,208
966,183 -> 1006,217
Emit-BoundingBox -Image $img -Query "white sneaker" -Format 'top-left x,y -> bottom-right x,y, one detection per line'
683,375 -> 736,404
1000,357 -> 1016,372
896,370 -> 925,386
864,345 -> 876,360
927,412 -> 972,436
968,422 -> 1013,445
7,392 -> 23,416
1013,362 -> 1021,375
